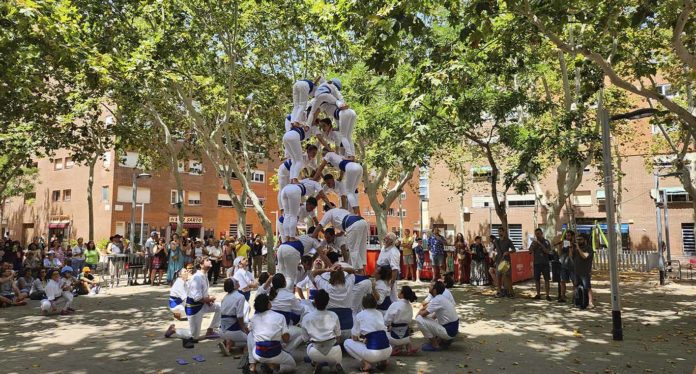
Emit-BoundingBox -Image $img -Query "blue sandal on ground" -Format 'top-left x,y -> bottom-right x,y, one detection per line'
421,343 -> 441,352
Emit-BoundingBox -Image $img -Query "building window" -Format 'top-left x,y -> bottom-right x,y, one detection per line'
218,194 -> 233,207
170,190 -> 183,205
245,197 -> 265,207
472,196 -> 494,208
400,192 -> 407,200
387,208 -> 395,216
118,152 -> 139,168
63,189 -> 71,202
51,190 -> 61,202
188,160 -> 203,175
229,224 -> 253,238
101,186 -> 110,203
492,224 -> 523,249
188,191 -> 201,206
251,170 -> 265,183
103,152 -> 111,168
665,189 -> 693,203
53,159 -> 64,171
178,161 -> 186,173
508,194 -> 535,207
657,83 -> 674,98
398,209 -> 407,217
24,192 -> 36,204
682,223 -> 695,253
116,186 -> 151,204
572,191 -> 592,206
65,157 -> 75,169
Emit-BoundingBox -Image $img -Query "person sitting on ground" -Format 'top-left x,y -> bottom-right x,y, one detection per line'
43,250 -> 62,269
169,266 -> 191,320
0,268 -> 27,307
22,251 -> 40,273
416,281 -> 459,351
246,293 -> 296,374
41,269 -> 74,315
385,285 -> 418,356
217,278 -> 248,356
344,294 -> 393,372
77,267 -> 100,295
60,265 -> 78,295
16,268 -> 34,296
30,269 -> 48,300
301,289 -> 346,374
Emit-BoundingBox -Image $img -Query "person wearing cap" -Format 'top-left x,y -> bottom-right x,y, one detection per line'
43,250 -> 62,269
41,269 -> 74,316
182,256 -> 221,348
77,266 -> 100,295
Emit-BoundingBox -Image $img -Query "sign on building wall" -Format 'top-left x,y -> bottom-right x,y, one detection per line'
168,216 -> 204,224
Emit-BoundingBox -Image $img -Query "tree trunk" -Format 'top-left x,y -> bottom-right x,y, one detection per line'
458,193 -> 465,235
374,204 -> 388,240
261,218 -> 276,273
171,164 -> 185,235
0,197 -> 5,238
87,157 -> 96,241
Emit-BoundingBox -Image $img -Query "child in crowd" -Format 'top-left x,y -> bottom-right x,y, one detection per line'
41,269 -> 74,315
344,294 -> 392,372
385,285 -> 418,356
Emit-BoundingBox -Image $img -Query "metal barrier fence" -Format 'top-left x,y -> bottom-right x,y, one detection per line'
592,249 -> 660,272
98,253 -> 146,287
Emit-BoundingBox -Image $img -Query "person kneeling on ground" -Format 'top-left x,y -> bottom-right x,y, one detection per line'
77,267 -> 100,295
246,294 -> 296,373
41,269 -> 74,315
182,256 -> 221,348
0,268 -> 28,307
301,289 -> 346,374
344,294 -> 392,373
169,266 -> 191,320
217,278 -> 248,356
416,281 -> 459,351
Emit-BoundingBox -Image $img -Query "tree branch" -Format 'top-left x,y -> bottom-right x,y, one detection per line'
673,0 -> 696,71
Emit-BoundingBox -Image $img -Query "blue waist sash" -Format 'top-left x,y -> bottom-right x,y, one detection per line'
274,309 -> 301,326
283,159 -> 292,170
285,114 -> 291,122
377,296 -> 392,311
255,340 -> 282,358
308,289 -> 318,300
300,79 -> 315,93
333,107 -> 344,120
328,307 -> 354,330
284,240 -> 304,256
278,215 -> 285,224
342,215 -> 364,231
443,320 -> 459,338
390,322 -> 410,340
185,297 -> 203,316
365,330 -> 390,350
221,315 -> 241,331
354,275 -> 369,284
239,290 -> 251,301
298,183 -> 307,196
338,160 -> 353,172
291,126 -> 305,141
169,296 -> 183,309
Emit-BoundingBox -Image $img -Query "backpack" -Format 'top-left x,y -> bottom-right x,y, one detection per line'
574,284 -> 589,309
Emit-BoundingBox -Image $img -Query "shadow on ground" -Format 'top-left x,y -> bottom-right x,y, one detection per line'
1,272 -> 694,374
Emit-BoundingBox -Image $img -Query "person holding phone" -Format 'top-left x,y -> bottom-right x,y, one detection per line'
556,230 -> 577,303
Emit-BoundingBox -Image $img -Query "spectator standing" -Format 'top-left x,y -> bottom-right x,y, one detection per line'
144,231 -> 159,283
557,230 -> 577,302
250,235 -> 264,278
469,236 -> 489,285
493,227 -> 516,298
529,228 -> 552,301
150,238 -> 168,286
401,229 -> 415,281
413,237 -> 425,282
235,236 -> 250,266
454,233 -> 470,284
71,237 -> 87,275
206,238 -> 222,284
571,234 -> 594,308
221,240 -> 235,275
84,241 -> 99,271
428,229 -> 446,281
166,234 -> 185,284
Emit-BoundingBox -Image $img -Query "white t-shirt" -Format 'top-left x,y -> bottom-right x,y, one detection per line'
323,152 -> 345,169
377,245 -> 401,271
194,246 -> 204,257
302,310 -> 341,342
71,245 -> 85,259
187,271 -> 209,301
426,294 -> 459,325
384,299 -> 413,326
270,288 -> 302,314
251,310 -> 288,342
298,235 -> 320,255
375,279 -> 391,306
351,308 -> 388,337
318,208 -> 352,230
170,278 -> 188,301
313,273 -> 355,309
207,245 -> 221,259
424,288 -> 455,305
300,178 -> 323,198
45,278 -> 65,301
351,278 -> 374,314
233,268 -> 255,291
221,291 -> 246,330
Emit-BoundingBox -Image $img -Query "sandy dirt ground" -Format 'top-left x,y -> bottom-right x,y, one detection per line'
1,272 -> 695,374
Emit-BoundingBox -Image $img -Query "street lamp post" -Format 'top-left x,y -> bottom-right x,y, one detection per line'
138,204 -> 145,247
130,173 -> 151,252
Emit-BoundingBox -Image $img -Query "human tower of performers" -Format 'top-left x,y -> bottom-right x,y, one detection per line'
161,78 -> 460,373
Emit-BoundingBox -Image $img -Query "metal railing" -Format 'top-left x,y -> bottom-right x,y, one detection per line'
593,249 -> 660,272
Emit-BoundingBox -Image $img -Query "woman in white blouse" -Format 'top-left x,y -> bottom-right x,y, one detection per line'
384,285 -> 418,355
344,294 -> 392,372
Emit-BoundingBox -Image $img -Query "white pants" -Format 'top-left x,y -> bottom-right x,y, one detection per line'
286,325 -> 305,351
292,81 -> 310,124
346,220 -> 369,270
170,304 -> 185,316
188,303 -> 221,339
338,109 -> 356,157
388,335 -> 410,347
344,339 -> 392,364
247,334 -> 297,373
307,343 -> 342,365
282,130 -> 304,180
220,329 -> 247,344
277,163 -> 290,209
416,315 -> 452,340
40,292 -> 73,312
277,243 -> 302,289
342,162 -> 363,208
280,184 -> 302,238
168,327 -> 193,339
